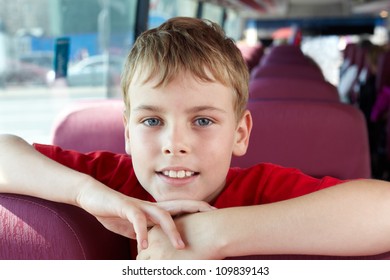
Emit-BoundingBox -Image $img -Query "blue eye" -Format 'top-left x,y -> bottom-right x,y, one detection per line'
195,118 -> 213,126
143,118 -> 161,126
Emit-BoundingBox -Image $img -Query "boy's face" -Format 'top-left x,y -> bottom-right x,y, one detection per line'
124,71 -> 251,202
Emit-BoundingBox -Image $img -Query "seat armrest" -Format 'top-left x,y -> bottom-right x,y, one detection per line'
0,193 -> 130,259
2,193 -> 389,260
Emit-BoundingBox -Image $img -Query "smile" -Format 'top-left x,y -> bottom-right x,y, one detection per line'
162,170 -> 196,178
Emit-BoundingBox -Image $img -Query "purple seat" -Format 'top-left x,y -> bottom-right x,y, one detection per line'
2,192 -> 390,260
251,63 -> 325,81
259,45 -> 318,67
51,99 -> 126,154
249,77 -> 339,102
266,45 -> 305,58
231,100 -> 370,180
260,54 -> 317,67
0,193 -> 130,259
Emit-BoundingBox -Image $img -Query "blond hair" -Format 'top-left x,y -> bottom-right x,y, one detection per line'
121,17 -> 249,120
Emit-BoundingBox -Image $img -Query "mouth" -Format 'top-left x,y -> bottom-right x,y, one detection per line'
157,169 -> 200,179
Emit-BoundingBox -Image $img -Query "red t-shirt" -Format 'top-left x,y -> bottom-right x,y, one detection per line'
33,143 -> 343,206
33,144 -> 344,258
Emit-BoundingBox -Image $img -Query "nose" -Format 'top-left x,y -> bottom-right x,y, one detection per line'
161,124 -> 191,156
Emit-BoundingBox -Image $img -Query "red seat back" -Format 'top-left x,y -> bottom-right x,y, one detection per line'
51,99 -> 125,154
231,100 -> 370,179
249,77 -> 339,102
251,63 -> 325,81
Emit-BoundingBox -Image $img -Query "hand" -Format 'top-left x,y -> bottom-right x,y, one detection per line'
76,179 -> 215,252
96,198 -> 215,252
137,212 -> 224,260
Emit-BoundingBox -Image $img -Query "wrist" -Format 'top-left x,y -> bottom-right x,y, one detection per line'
208,207 -> 255,259
208,209 -> 238,259
74,173 -> 100,208
175,210 -> 230,259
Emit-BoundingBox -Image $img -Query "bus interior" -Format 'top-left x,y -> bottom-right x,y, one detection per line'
0,0 -> 390,260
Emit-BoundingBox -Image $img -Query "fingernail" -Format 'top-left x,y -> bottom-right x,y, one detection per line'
142,239 -> 148,249
177,238 -> 185,249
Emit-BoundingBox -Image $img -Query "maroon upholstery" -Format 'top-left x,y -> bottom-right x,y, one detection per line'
249,77 -> 339,102
231,100 -> 371,179
0,193 -> 130,259
251,63 -> 325,81
2,193 -> 390,260
51,99 -> 126,154
260,54 -> 316,67
259,44 -> 317,67
266,45 -> 305,58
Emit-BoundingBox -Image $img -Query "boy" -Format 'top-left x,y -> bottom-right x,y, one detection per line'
1,17 -> 390,260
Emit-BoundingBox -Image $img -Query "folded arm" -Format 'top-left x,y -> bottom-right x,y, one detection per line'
138,179 -> 390,259
218,179 -> 390,258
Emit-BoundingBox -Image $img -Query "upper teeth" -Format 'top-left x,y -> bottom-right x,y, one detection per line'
163,170 -> 195,178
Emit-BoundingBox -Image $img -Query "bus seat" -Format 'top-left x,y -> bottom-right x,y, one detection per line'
260,52 -> 317,67
259,45 -> 319,68
51,99 -> 126,154
0,193 -> 130,259
3,192 -> 390,260
251,63 -> 325,81
231,100 -> 370,180
260,55 -> 315,68
266,44 -> 305,58
249,77 -> 340,102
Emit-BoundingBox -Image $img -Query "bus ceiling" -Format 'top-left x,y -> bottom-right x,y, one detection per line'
202,0 -> 389,35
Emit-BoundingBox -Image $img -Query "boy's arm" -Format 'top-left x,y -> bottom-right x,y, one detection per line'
138,179 -> 390,259
0,134 -> 213,251
217,179 -> 390,258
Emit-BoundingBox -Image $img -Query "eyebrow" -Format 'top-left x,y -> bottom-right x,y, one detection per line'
132,105 -> 165,113
187,106 -> 227,115
132,105 -> 227,114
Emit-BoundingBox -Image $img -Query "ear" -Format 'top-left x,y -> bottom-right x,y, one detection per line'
122,111 -> 131,155
232,110 -> 252,156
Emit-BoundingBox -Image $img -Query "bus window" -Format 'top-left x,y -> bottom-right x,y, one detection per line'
0,0 -> 137,144
201,2 -> 224,26
224,9 -> 242,42
149,0 -> 198,28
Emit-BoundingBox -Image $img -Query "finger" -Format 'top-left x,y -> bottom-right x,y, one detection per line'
95,217 -> 137,239
157,200 -> 217,216
127,209 -> 149,253
143,205 -> 186,249
136,250 -> 150,260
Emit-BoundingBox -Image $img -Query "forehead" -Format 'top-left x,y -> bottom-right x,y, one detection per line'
128,70 -> 235,111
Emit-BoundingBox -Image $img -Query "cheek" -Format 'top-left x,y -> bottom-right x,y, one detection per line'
129,127 -> 160,156
201,128 -> 236,152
